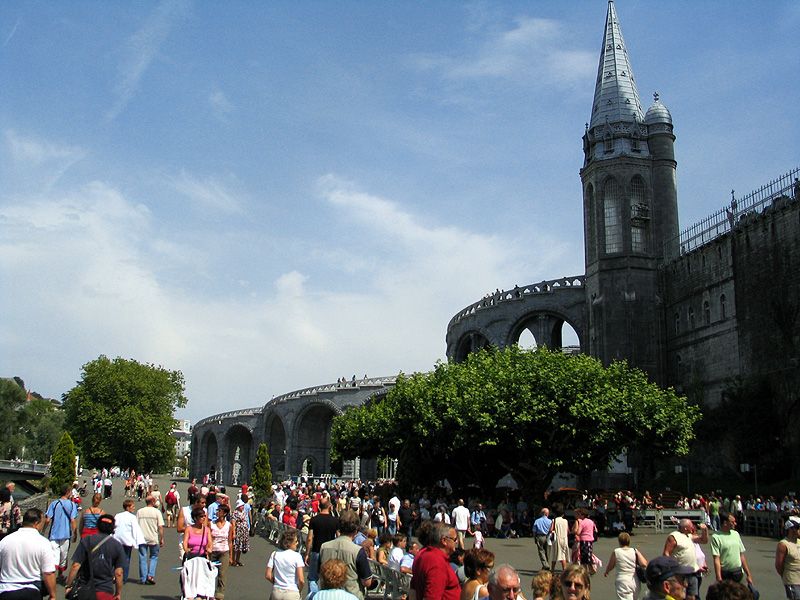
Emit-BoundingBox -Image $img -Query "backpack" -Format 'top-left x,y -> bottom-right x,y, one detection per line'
166,490 -> 177,505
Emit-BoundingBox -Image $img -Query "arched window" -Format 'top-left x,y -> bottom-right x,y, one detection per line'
630,175 -> 649,253
674,312 -> 680,335
688,307 -> 695,329
720,294 -> 727,319
586,184 -> 596,262
603,178 -> 622,254
703,300 -> 711,325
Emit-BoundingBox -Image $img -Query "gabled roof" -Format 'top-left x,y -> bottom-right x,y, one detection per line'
589,1 -> 643,130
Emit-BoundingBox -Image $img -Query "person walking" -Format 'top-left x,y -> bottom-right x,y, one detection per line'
137,495 -> 165,585
710,510 -> 752,586
231,499 -> 250,567
319,510 -> 375,600
532,508 -> 552,571
410,521 -> 460,600
210,504 -> 233,600
0,508 -> 57,600
603,532 -> 648,600
572,508 -> 598,573
305,497 -> 340,596
452,500 -> 470,550
183,506 -> 212,560
266,530 -> 306,600
64,513 -> 125,600
79,493 -> 105,539
776,515 -> 800,599
663,518 -> 708,600
113,499 -> 145,583
548,506 -> 569,572
44,485 -> 78,583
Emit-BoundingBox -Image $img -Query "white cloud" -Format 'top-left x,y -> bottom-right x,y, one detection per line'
107,0 -> 189,121
1,173 -> 571,422
209,89 -> 234,117
168,170 -> 245,214
413,16 -> 594,86
4,130 -> 86,190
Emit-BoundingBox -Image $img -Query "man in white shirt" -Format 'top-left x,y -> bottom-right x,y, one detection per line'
114,499 -> 145,583
0,507 -> 57,600
451,499 -> 471,549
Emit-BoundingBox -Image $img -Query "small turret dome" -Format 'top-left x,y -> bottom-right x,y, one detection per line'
645,91 -> 672,125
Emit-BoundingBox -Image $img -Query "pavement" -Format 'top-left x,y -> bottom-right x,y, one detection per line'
62,475 -> 787,599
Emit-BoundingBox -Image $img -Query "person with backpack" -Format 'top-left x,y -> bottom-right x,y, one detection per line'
164,483 -> 180,528
44,486 -> 78,583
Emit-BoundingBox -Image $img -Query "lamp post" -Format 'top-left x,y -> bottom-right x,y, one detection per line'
675,465 -> 690,496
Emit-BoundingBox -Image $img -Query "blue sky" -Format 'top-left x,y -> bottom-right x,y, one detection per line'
2,1 -> 798,423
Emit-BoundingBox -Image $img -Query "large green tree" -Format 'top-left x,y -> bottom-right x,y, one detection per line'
331,346 -> 701,498
0,378 -> 27,459
251,443 -> 273,501
63,356 -> 187,472
50,432 -> 76,495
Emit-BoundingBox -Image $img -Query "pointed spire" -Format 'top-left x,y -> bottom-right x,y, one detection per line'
589,1 -> 643,130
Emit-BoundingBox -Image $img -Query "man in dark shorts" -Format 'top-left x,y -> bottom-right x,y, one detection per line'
65,514 -> 125,600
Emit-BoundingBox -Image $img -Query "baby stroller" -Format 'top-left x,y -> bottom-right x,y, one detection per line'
180,556 -> 218,600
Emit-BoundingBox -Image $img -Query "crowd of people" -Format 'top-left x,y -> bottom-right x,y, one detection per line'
2,474 -> 800,600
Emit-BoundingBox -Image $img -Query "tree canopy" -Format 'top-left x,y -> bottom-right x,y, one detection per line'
331,346 -> 701,498
63,355 -> 187,472
0,379 -> 27,460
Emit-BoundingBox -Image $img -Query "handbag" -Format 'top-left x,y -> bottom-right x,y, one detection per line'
634,549 -> 647,583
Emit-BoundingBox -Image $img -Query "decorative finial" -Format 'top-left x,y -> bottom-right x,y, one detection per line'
585,122 -> 589,131
653,91 -> 660,103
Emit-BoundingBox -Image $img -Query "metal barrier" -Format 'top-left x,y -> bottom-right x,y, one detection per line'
253,514 -> 309,556
741,510 -> 784,538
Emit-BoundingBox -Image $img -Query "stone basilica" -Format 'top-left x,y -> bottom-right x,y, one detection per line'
191,1 -> 800,485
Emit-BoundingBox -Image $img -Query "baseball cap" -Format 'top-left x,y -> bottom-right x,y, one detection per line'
646,556 -> 696,586
785,516 -> 800,530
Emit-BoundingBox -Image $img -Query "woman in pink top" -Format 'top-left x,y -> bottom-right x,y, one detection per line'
571,509 -> 598,573
183,507 -> 212,561
210,504 -> 234,599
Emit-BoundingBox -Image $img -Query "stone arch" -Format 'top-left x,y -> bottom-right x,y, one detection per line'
200,431 -> 218,481
508,311 -> 582,351
263,412 -> 288,477
291,401 -> 341,476
224,424 -> 253,486
454,330 -> 492,363
603,176 -> 622,254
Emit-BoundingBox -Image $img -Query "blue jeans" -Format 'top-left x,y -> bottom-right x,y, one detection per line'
307,551 -> 320,595
138,543 -> 160,582
387,521 -> 397,535
122,545 -> 133,581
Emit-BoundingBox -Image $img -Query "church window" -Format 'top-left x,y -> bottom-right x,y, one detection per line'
674,313 -> 680,335
720,294 -> 727,319
630,176 -> 649,253
603,178 -> 622,253
586,185 -> 597,262
604,136 -> 614,153
688,307 -> 695,329
703,300 -> 710,325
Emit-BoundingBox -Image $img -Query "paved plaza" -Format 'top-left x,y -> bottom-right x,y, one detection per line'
66,476 -> 788,600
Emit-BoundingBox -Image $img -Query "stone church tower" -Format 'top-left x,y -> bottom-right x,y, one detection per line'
580,0 -> 679,382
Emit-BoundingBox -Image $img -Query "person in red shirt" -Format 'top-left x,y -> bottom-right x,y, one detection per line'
411,522 -> 461,600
